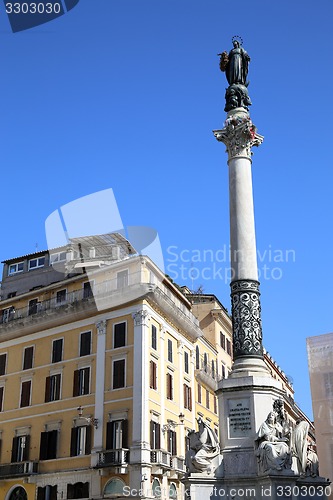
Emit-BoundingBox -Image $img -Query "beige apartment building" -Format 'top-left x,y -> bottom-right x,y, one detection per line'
0,233 -> 316,500
0,234 -> 232,500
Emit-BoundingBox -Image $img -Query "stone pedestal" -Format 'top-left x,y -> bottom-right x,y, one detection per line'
217,375 -> 285,478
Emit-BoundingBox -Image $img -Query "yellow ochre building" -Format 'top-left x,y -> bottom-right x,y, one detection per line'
0,233 -> 232,500
0,233 -> 313,499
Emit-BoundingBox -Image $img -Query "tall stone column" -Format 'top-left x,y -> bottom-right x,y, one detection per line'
214,108 -> 269,376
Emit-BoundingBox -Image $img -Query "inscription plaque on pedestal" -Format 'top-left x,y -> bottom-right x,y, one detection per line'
228,398 -> 252,438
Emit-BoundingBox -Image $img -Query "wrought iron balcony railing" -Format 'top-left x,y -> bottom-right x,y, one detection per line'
150,449 -> 172,468
97,449 -> 129,467
0,461 -> 38,478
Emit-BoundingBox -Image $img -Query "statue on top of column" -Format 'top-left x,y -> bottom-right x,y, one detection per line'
219,36 -> 252,112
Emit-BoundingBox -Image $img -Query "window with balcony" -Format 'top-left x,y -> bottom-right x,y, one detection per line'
106,419 -> 128,449
113,359 -> 125,389
2,307 -> 15,323
195,346 -> 200,369
166,373 -> 173,400
151,324 -> 157,350
56,289 -> 67,305
183,384 -> 192,411
114,322 -> 126,348
150,421 -> 160,449
83,281 -> 93,299
45,374 -> 61,402
184,351 -> 189,374
167,339 -> 173,363
67,482 -> 89,499
37,485 -> 57,500
70,425 -> 91,456
80,331 -> 91,356
0,353 -> 7,376
8,262 -> 24,275
23,346 -> 34,370
211,360 -> 215,379
206,389 -> 210,409
117,269 -> 128,289
28,257 -> 45,271
28,298 -> 39,315
39,430 -> 58,460
167,429 -> 177,456
11,435 -> 30,462
150,360 -> 157,390
52,338 -> 63,363
203,353 -> 208,372
20,380 -> 31,408
73,367 -> 90,396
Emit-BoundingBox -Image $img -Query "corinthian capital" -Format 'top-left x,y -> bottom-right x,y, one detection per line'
213,109 -> 263,161
132,309 -> 150,327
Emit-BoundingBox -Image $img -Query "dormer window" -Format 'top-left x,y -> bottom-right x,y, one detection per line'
50,251 -> 67,264
8,262 -> 24,275
28,257 -> 45,271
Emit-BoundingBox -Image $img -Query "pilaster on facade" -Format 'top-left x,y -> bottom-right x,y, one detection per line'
91,319 -> 107,466
131,308 -> 151,466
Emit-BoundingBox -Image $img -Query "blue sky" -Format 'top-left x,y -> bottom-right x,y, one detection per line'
0,0 -> 332,419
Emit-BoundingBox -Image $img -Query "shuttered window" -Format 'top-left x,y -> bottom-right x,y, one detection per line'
70,426 -> 91,456
80,331 -> 91,356
166,373 -> 173,400
39,430 -> 58,460
167,429 -> 177,456
73,367 -> 90,397
151,325 -> 157,350
150,421 -> 160,449
20,380 -> 31,407
0,354 -> 7,376
11,435 -> 30,462
23,346 -> 34,370
113,359 -> 125,389
183,384 -> 192,411
114,322 -> 126,348
106,420 -> 128,449
45,374 -> 61,402
52,339 -> 63,363
150,361 -> 157,390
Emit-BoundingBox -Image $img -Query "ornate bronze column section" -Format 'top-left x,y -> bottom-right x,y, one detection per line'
230,279 -> 263,358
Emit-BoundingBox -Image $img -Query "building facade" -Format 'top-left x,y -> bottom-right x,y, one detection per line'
307,333 -> 333,494
0,234 -> 227,500
0,234 -> 316,500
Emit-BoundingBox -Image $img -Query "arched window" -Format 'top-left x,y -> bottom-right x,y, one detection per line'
104,478 -> 126,497
169,483 -> 177,498
203,353 -> 208,373
152,478 -> 161,498
195,346 -> 200,369
8,487 -> 27,500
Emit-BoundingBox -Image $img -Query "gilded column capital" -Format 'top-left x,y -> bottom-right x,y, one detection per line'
213,109 -> 263,161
